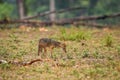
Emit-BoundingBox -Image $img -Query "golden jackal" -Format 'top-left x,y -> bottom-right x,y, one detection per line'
38,38 -> 66,57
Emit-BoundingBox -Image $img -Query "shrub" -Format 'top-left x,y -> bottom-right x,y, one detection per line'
81,49 -> 90,58
117,45 -> 120,55
0,46 -> 9,59
103,34 -> 113,47
60,28 -> 91,41
9,34 -> 20,43
0,63 -> 11,70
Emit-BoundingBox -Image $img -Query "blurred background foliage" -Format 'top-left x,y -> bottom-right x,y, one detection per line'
0,0 -> 120,24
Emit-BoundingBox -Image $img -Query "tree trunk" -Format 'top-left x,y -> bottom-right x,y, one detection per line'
16,0 -> 25,19
88,0 -> 98,15
49,0 -> 56,21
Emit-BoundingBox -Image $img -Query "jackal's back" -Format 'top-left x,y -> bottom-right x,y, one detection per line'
39,38 -> 61,48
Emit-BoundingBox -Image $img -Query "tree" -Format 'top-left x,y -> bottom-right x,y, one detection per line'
49,0 -> 56,21
16,0 -> 26,19
88,0 -> 98,15
0,1 -> 13,19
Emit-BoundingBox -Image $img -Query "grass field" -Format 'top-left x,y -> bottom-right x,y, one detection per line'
0,26 -> 120,80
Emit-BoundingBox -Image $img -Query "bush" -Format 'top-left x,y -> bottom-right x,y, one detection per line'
103,34 -> 113,47
60,28 -> 91,41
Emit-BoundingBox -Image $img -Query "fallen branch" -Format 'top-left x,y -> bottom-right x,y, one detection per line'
57,12 -> 120,23
0,60 -> 8,64
10,59 -> 50,66
22,59 -> 51,66
0,59 -> 53,66
0,12 -> 120,27
23,6 -> 86,20
73,22 -> 108,28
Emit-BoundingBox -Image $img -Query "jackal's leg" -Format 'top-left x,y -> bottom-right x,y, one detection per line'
38,46 -> 42,56
61,47 -> 66,58
43,48 -> 48,58
63,47 -> 67,53
50,47 -> 54,58
43,48 -> 47,54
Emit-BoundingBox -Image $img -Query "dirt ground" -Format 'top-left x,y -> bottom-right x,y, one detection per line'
0,26 -> 120,80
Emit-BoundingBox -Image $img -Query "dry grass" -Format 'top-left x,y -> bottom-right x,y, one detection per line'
0,26 -> 120,80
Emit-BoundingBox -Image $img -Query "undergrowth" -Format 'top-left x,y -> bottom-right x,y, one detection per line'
59,27 -> 91,41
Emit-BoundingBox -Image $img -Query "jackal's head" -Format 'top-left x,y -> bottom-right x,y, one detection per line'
60,43 -> 67,53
